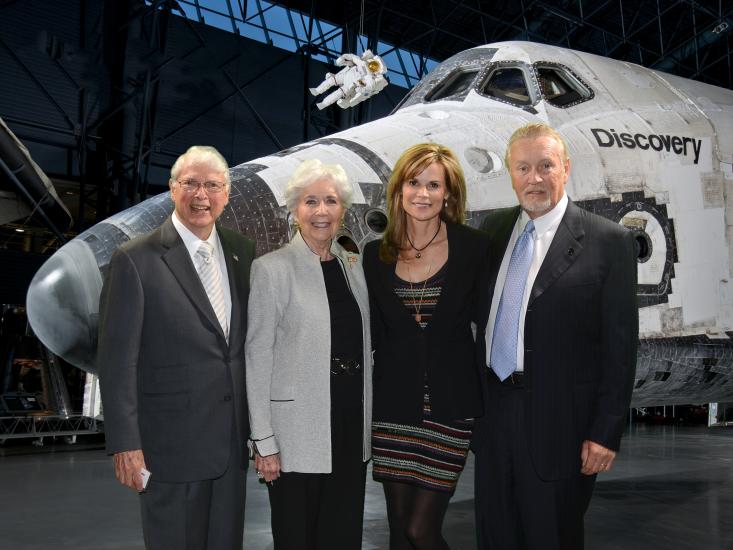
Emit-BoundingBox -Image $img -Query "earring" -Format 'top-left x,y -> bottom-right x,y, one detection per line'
293,220 -> 300,230
340,218 -> 346,228
444,198 -> 448,208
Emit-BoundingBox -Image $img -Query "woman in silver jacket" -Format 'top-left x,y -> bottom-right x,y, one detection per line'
246,159 -> 372,550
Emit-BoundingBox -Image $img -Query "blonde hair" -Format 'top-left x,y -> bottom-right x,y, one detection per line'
505,123 -> 569,166
379,143 -> 466,263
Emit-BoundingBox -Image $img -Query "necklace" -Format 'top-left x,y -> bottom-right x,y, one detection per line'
406,218 -> 442,259
406,263 -> 432,323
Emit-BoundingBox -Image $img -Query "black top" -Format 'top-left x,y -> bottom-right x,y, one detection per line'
321,258 -> 363,362
322,258 -> 363,413
363,222 -> 491,423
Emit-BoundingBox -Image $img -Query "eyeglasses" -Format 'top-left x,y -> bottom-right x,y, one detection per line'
176,179 -> 227,193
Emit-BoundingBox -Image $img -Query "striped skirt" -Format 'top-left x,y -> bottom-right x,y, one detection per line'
372,390 -> 474,493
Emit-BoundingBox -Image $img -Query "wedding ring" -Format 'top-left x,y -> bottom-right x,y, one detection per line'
256,470 -> 264,479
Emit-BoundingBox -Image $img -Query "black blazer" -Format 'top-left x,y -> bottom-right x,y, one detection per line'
363,222 -> 490,423
98,217 -> 255,482
474,201 -> 638,480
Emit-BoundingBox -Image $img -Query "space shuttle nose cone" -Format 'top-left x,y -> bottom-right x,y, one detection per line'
26,239 -> 103,373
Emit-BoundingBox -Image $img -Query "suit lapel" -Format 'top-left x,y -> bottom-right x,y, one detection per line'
159,218 -> 227,344
218,226 -> 250,350
485,207 -> 521,294
424,223 -> 457,334
529,201 -> 584,304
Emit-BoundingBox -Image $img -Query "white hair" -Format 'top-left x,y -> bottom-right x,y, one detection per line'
283,159 -> 353,213
170,145 -> 230,186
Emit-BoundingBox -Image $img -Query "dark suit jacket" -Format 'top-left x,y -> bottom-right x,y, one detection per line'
98,216 -> 255,483
364,222 -> 490,423
474,201 -> 638,481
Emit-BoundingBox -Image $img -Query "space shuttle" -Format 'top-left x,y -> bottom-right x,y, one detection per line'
26,41 -> 733,408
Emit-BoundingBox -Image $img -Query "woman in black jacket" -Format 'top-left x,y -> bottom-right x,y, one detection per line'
363,143 -> 490,550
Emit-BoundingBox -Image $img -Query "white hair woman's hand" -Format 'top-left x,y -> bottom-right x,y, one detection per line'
254,450 -> 282,483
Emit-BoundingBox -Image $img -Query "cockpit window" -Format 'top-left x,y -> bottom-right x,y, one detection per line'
425,69 -> 480,102
390,48 -> 498,113
535,65 -> 592,107
479,67 -> 532,106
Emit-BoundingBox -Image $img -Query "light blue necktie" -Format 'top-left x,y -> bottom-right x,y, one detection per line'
490,220 -> 535,381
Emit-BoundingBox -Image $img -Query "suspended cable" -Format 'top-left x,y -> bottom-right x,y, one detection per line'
360,0 -> 365,45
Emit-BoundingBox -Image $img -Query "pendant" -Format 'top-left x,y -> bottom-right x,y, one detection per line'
415,252 -> 421,259
415,313 -> 422,322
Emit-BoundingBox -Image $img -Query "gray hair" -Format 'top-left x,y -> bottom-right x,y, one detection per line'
170,145 -> 231,186
283,159 -> 353,213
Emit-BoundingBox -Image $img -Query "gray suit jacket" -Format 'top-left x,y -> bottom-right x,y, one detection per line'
98,216 -> 255,482
246,232 -> 372,473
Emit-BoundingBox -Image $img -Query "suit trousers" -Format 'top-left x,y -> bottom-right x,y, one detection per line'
267,373 -> 367,550
139,418 -> 247,550
474,376 -> 596,550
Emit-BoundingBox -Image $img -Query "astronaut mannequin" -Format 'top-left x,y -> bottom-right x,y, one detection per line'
309,49 -> 388,110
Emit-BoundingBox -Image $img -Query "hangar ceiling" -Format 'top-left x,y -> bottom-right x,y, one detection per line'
272,0 -> 733,88
0,0 -> 731,254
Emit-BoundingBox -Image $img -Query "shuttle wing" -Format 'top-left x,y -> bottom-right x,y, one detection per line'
0,117 -> 72,236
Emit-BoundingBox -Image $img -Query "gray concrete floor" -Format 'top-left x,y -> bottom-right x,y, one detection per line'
1,424 -> 732,549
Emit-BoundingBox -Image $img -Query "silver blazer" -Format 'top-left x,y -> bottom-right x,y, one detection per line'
245,232 -> 372,473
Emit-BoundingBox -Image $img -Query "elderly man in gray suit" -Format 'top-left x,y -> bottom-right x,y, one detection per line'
98,145 -> 255,550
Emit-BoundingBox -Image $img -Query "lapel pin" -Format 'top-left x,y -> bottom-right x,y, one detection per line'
232,254 -> 239,262
348,256 -> 358,265
567,247 -> 574,256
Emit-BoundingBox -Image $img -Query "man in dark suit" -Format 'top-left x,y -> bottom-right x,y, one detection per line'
473,123 -> 638,550
98,145 -> 255,550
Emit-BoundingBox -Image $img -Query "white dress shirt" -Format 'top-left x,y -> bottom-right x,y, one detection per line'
486,193 -> 569,372
171,213 -> 232,328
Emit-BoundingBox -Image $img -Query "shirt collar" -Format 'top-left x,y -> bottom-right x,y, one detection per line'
519,193 -> 568,236
171,212 -> 220,259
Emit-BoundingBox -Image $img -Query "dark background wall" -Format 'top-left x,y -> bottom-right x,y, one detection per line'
0,0 -> 406,300
0,0 -> 407,303
0,0 -> 405,230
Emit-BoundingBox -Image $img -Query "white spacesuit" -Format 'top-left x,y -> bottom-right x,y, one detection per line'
309,49 -> 388,110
